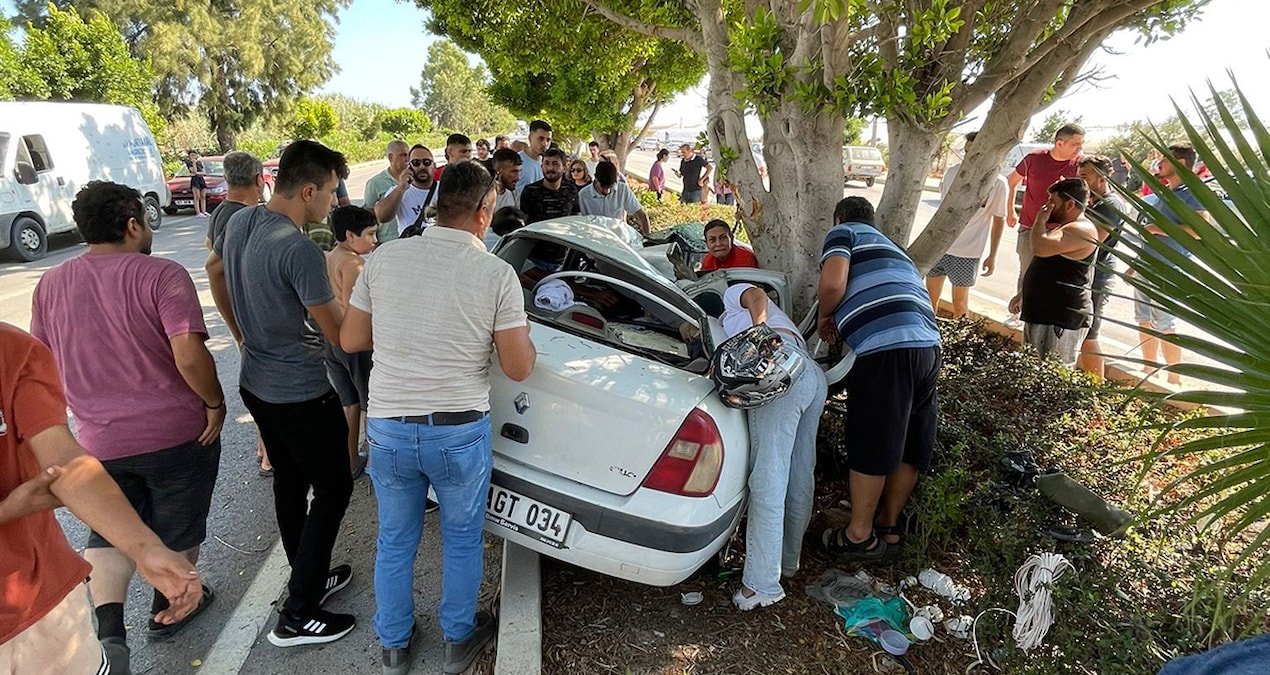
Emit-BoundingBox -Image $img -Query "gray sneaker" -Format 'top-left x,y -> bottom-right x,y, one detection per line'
442,610 -> 495,674
382,623 -> 416,675
101,636 -> 131,675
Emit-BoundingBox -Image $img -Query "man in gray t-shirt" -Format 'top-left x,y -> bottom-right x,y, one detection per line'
214,205 -> 334,400
206,140 -> 358,648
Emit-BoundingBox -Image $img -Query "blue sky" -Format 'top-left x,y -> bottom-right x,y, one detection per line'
321,0 -> 1268,142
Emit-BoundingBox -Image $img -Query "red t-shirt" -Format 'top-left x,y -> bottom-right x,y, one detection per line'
0,323 -> 92,645
1015,150 -> 1081,230
700,244 -> 760,271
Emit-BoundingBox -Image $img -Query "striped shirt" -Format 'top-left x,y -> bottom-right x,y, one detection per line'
820,223 -> 940,356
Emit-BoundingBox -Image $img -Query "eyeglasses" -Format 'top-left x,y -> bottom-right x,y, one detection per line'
570,168 -> 584,174
410,159 -> 434,167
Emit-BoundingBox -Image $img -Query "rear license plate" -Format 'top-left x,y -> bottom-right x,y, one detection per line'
485,484 -> 572,548
175,199 -> 193,206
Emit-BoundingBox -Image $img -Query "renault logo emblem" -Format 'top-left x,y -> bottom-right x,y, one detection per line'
514,392 -> 530,415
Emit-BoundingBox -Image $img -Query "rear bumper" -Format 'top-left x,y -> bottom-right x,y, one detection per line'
485,469 -> 744,586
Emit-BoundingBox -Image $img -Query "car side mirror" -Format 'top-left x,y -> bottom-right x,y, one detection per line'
14,161 -> 37,185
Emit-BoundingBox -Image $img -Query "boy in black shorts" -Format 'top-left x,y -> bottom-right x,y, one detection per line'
325,206 -> 377,477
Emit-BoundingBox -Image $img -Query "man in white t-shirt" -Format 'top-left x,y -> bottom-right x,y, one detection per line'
492,147 -> 521,211
340,161 -> 536,675
718,283 -> 827,612
926,131 -> 1009,318
373,144 -> 438,235
578,161 -> 650,235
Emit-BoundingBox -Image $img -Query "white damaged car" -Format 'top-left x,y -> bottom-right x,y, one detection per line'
482,216 -> 850,586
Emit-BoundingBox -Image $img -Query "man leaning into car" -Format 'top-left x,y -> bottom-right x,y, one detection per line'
340,160 -> 537,675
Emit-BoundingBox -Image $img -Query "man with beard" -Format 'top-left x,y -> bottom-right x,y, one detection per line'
1076,155 -> 1129,379
374,145 -> 438,237
1009,178 -> 1099,367
516,120 -> 552,191
492,148 -> 522,211
519,148 -> 580,224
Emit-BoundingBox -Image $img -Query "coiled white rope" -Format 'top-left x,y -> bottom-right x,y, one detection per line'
967,552 -> 1074,672
1012,552 -> 1073,651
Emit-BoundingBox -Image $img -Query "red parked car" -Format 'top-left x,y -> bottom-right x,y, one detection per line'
165,155 -> 275,215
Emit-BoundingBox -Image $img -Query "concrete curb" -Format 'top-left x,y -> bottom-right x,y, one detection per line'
495,542 -> 542,675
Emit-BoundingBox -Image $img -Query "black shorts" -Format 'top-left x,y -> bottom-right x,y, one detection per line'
87,438 -> 221,551
190,175 -> 207,190
844,346 -> 941,476
324,342 -> 371,408
1086,275 -> 1114,342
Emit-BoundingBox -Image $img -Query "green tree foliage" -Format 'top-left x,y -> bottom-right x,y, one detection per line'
843,117 -> 867,146
21,0 -> 347,151
290,98 -> 339,139
0,19 -> 42,100
376,108 -> 432,138
416,0 -> 703,158
409,40 -> 515,137
0,6 -> 162,133
573,0 -> 1206,307
1031,109 -> 1084,143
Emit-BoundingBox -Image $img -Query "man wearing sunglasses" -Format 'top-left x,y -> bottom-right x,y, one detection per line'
374,145 -> 438,237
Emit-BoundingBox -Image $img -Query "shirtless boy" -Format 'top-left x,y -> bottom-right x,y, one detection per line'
325,206 -> 378,476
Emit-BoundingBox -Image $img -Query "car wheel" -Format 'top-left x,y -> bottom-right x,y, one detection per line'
865,177 -> 875,187
10,216 -> 47,262
145,195 -> 163,231
261,183 -> 273,203
163,205 -> 179,216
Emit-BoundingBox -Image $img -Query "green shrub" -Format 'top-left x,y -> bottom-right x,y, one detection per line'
290,99 -> 339,140
376,108 -> 432,137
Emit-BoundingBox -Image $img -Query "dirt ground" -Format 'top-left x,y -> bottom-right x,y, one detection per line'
538,480 -> 990,675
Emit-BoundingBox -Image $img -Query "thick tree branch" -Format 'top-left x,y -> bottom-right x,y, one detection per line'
580,0 -> 703,51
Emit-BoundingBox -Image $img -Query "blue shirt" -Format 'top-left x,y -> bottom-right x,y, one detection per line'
1143,184 -> 1204,263
821,222 -> 940,357
516,150 -> 543,191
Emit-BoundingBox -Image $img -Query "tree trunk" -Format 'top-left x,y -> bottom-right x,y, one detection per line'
215,122 -> 236,153
751,108 -> 843,315
874,120 -> 943,248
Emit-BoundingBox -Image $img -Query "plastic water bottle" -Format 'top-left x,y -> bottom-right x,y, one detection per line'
919,568 -> 971,604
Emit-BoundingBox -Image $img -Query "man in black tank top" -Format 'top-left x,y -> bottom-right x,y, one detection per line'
1009,178 -> 1099,367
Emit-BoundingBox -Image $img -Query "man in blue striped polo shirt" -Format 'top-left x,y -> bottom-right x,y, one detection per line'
816,196 -> 941,560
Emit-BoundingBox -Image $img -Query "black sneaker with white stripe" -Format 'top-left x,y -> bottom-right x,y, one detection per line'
321,564 -> 353,606
267,608 -> 355,647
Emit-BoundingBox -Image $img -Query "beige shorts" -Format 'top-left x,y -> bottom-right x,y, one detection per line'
0,584 -> 106,675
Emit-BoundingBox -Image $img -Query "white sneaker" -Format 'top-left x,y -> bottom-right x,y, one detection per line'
733,586 -> 785,611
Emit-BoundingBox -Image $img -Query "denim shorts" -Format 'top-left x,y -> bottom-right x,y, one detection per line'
1133,286 -> 1177,332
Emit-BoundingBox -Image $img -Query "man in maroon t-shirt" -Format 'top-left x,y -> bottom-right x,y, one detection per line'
1007,124 -> 1084,293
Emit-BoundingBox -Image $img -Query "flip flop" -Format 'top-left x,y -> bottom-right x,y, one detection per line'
147,584 -> 214,640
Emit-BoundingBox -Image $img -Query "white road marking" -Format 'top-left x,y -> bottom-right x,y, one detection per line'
197,540 -> 289,675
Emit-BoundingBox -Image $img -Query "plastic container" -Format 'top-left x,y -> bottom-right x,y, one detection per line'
880,630 -> 911,655
910,615 -> 934,641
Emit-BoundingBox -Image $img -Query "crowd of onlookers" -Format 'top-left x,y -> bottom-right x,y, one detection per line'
1,115 -> 1209,675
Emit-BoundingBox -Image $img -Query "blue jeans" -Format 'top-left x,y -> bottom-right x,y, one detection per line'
367,416 -> 493,647
741,355 -> 828,597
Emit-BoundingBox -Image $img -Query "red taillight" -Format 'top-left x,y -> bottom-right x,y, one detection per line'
643,409 -> 724,497
846,164 -> 853,172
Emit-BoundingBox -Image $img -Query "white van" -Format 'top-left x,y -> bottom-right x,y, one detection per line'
0,102 -> 169,262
